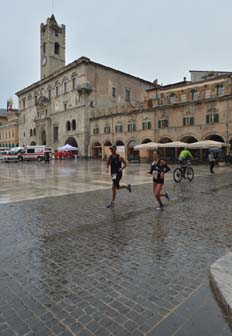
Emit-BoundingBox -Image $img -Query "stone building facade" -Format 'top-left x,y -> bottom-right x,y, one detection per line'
90,71 -> 232,161
0,110 -> 19,148
16,15 -> 153,156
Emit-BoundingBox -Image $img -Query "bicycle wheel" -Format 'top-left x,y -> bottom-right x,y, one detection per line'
173,168 -> 182,183
186,167 -> 194,181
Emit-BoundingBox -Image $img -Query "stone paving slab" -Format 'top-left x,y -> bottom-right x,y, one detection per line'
0,169 -> 232,335
210,253 -> 232,317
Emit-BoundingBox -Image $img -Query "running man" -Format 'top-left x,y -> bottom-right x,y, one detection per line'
106,145 -> 131,208
149,150 -> 170,210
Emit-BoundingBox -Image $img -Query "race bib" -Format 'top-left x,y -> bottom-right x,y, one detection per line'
152,171 -> 158,179
112,174 -> 117,180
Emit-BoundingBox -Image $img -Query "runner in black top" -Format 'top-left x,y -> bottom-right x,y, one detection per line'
149,150 -> 170,210
106,145 -> 131,208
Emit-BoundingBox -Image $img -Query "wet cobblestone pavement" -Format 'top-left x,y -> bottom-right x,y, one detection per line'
1,164 -> 232,335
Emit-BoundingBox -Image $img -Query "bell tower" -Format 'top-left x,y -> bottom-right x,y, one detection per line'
40,15 -> 65,79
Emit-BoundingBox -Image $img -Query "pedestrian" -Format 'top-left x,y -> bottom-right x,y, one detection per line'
106,145 -> 131,208
208,151 -> 215,173
149,150 -> 170,210
44,150 -> 50,164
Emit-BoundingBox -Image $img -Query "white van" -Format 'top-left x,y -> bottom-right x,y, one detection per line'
4,146 -> 51,162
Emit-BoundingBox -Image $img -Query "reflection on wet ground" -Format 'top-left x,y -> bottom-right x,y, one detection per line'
0,162 -> 232,335
0,160 -> 230,204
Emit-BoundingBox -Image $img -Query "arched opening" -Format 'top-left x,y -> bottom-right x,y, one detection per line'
203,134 -> 225,161
158,137 -> 174,160
141,138 -> 153,144
204,134 -> 225,142
115,140 -> 126,159
103,140 -> 112,160
54,42 -> 60,55
66,121 -> 71,131
181,136 -> 198,143
30,141 -> 36,146
41,130 -> 46,145
140,138 -> 153,162
72,119 -> 76,130
115,140 -> 124,146
127,140 -> 139,162
92,142 -> 102,159
65,137 -> 78,148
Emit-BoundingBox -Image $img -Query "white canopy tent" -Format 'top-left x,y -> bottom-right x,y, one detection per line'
134,141 -> 189,150
158,141 -> 188,148
58,144 -> 79,151
134,142 -> 159,151
188,140 -> 228,149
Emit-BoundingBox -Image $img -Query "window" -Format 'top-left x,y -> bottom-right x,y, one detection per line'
43,43 -> 46,54
112,87 -> 116,97
205,90 -> 211,99
33,128 -> 36,136
35,95 -> 38,104
22,98 -> 26,109
181,94 -> 187,103
169,94 -> 175,104
53,126 -> 59,143
104,126 -> 110,134
12,131 -> 14,138
142,120 -> 151,130
125,89 -> 130,102
115,124 -> 123,133
72,120 -> 76,130
30,129 -> 33,137
56,86 -> 59,97
64,103 -> 67,111
48,89 -> 51,100
206,113 -> 219,124
64,82 -> 67,94
66,121 -> 71,131
128,121 -> 136,132
191,90 -> 198,101
183,117 -> 194,126
54,42 -> 60,55
93,127 -> 99,135
158,119 -> 168,128
216,84 -> 224,96
27,148 -> 35,154
72,78 -> 76,90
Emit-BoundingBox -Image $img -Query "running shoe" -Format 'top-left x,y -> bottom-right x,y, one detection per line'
165,192 -> 171,201
156,205 -> 164,211
106,202 -> 114,208
127,184 -> 132,192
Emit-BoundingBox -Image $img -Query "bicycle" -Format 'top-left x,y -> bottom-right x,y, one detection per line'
173,160 -> 194,183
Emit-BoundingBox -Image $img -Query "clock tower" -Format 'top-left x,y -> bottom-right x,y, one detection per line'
40,15 -> 65,79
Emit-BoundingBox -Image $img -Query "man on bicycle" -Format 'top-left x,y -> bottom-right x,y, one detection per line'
178,148 -> 193,176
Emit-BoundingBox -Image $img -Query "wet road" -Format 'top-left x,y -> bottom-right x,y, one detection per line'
0,161 -> 232,335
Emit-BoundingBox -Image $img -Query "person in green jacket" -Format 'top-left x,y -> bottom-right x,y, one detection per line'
178,148 -> 194,177
178,148 -> 194,162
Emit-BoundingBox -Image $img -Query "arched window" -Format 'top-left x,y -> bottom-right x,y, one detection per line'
64,81 -> 67,94
66,121 -> 71,131
30,129 -> 33,137
54,42 -> 60,55
72,120 -> 76,130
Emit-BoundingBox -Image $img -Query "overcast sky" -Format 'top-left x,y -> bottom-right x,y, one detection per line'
0,0 -> 232,108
